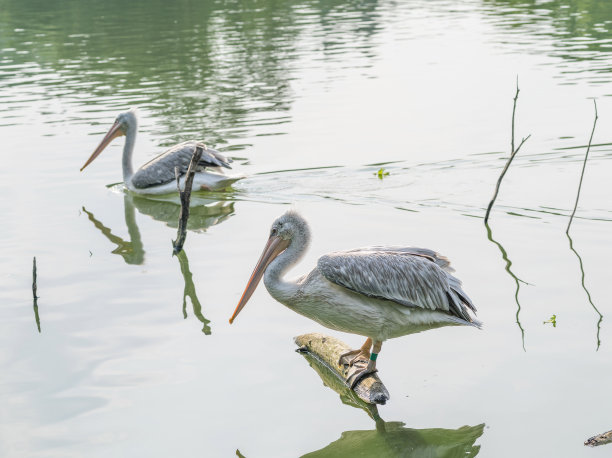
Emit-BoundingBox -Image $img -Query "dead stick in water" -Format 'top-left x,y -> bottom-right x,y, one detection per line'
484,78 -> 531,224
32,257 -> 41,333
567,99 -> 598,234
295,333 -> 390,405
585,429 -> 612,447
172,146 -> 204,254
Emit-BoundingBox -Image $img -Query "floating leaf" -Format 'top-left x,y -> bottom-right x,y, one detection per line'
543,314 -> 557,327
375,168 -> 389,179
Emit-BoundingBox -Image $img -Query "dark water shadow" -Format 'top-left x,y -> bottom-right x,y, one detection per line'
0,0 -> 383,145
176,249 -> 210,335
566,232 -> 603,350
481,0 -> 612,85
296,351 -> 484,457
485,222 -> 528,351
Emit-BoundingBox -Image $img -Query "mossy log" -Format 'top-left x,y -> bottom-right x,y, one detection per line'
295,333 -> 390,405
585,429 -> 612,447
298,347 -> 383,423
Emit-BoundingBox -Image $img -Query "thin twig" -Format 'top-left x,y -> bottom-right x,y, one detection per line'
32,257 -> 41,333
172,146 -> 204,254
567,99 -> 598,234
32,257 -> 37,299
484,78 -> 531,224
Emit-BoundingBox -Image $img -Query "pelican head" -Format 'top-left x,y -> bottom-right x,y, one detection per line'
80,109 -> 138,171
229,210 -> 310,324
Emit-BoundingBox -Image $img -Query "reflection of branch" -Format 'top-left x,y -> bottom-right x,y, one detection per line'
485,78 -> 531,224
32,257 -> 41,333
177,249 -> 211,335
567,99 -> 598,234
485,223 -> 527,351
567,232 -> 603,350
82,198 -> 145,265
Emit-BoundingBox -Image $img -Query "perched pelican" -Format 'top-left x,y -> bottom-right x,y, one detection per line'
230,210 -> 480,388
80,109 -> 243,194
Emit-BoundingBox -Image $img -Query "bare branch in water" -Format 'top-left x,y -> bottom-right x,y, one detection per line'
484,78 -> 531,224
567,99 -> 598,234
32,257 -> 41,333
173,146 -> 204,254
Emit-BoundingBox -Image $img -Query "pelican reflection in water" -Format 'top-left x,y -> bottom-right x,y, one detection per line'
293,348 -> 484,457
231,211 -> 480,387
80,109 -> 244,193
83,194 -> 233,333
83,193 -> 234,264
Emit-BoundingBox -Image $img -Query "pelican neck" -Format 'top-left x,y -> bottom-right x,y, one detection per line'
264,230 -> 310,304
122,125 -> 137,184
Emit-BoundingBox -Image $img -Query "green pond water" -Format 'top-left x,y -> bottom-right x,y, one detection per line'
1,0 -> 612,456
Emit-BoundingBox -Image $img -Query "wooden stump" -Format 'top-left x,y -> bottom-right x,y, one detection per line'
295,333 -> 390,405
585,429 -> 612,447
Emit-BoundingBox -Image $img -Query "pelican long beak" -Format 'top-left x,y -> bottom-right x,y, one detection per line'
80,121 -> 124,171
229,235 -> 289,324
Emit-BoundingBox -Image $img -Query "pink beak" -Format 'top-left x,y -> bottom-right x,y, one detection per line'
80,121 -> 124,171
230,235 -> 289,324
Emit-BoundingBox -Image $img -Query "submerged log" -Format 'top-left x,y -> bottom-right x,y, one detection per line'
585,429 -> 612,447
295,333 -> 390,405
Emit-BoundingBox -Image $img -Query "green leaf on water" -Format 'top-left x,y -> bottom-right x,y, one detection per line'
375,168 -> 390,179
543,314 -> 557,327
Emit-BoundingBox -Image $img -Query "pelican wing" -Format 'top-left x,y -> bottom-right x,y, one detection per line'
317,248 -> 476,322
342,246 -> 455,272
131,141 -> 232,189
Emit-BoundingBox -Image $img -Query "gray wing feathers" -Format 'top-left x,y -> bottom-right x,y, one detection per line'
131,141 -> 232,189
343,246 -> 454,272
317,249 -> 477,323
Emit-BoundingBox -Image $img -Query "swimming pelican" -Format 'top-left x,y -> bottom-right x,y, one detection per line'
80,109 -> 243,194
230,210 -> 480,388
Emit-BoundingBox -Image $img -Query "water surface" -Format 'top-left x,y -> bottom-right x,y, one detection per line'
1,1 -> 612,456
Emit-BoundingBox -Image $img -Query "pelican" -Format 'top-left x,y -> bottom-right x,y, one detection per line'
80,109 -> 243,194
230,210 -> 480,388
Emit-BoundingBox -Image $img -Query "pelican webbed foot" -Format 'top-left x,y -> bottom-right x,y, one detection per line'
338,348 -> 370,367
338,337 -> 373,367
346,364 -> 378,389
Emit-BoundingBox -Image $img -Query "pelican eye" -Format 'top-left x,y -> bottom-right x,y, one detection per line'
271,228 -> 278,236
